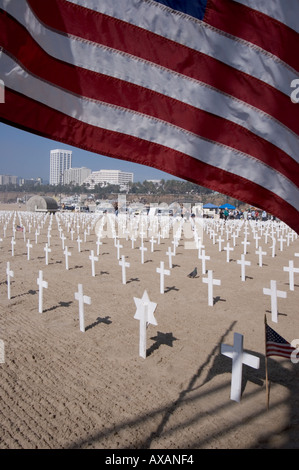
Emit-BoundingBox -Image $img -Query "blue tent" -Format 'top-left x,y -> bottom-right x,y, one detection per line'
203,203 -> 218,209
219,203 -> 236,209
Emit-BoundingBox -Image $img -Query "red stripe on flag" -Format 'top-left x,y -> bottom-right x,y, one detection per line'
2,87 -> 298,233
25,1 -> 299,136
204,0 -> 299,72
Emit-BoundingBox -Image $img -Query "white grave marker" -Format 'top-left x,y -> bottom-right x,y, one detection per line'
156,261 -> 170,294
283,260 -> 299,291
255,246 -> 267,267
263,280 -> 287,323
139,244 -> 147,264
77,236 -> 82,252
75,284 -> 91,332
44,243 -> 51,265
150,237 -> 157,252
11,237 -> 16,256
89,250 -> 98,277
96,237 -> 102,256
221,332 -> 260,402
134,290 -> 157,359
119,255 -> 130,284
237,254 -> 251,281
26,239 -> 33,260
241,237 -> 250,255
198,249 -> 210,274
37,270 -> 48,313
166,246 -> 174,269
202,270 -> 221,306
6,261 -> 14,299
63,246 -> 71,270
224,242 -> 234,262
116,240 -> 123,259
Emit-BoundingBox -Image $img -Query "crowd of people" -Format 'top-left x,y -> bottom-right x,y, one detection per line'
219,208 -> 273,222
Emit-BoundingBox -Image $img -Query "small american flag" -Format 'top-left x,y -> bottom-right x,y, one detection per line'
266,324 -> 296,359
16,225 -> 24,232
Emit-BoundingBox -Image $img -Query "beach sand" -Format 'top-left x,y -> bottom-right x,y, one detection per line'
0,203 -> 298,449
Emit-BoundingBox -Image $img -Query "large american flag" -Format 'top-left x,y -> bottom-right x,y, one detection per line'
0,0 -> 298,231
266,323 -> 296,360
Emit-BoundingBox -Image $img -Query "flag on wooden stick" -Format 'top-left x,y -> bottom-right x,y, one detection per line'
264,315 -> 296,410
265,322 -> 296,360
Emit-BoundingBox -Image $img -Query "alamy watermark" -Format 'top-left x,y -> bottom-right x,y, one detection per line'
94,196 -> 203,249
290,79 -> 299,104
0,79 -> 4,103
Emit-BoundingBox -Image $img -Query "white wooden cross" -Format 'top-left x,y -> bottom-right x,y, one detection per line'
134,290 -> 157,359
119,255 -> 130,284
198,249 -> 210,274
224,242 -> 234,262
75,284 -> 91,332
47,231 -> 51,246
237,254 -> 251,281
221,332 -> 260,402
156,261 -> 170,294
139,244 -> 147,264
149,236 -> 157,252
278,236 -> 286,251
77,235 -> 82,252
44,243 -> 51,265
61,233 -> 66,250
96,237 -> 102,256
64,246 -> 71,270
131,235 -> 136,249
89,250 -> 98,277
283,260 -> 299,291
231,232 -> 238,247
202,270 -> 221,306
241,237 -> 250,255
11,237 -> 16,256
6,261 -> 14,299
254,233 -> 261,249
263,280 -> 287,323
271,237 -> 276,257
37,270 -> 48,313
255,246 -> 267,267
26,239 -> 33,260
166,246 -> 174,269
116,240 -> 123,259
217,235 -> 224,252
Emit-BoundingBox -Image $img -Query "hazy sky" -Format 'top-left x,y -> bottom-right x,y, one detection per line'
0,122 -> 181,183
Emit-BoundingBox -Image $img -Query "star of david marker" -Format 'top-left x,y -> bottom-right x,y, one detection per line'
134,290 -> 157,359
221,332 -> 260,402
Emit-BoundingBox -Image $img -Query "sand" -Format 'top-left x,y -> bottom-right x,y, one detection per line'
0,203 -> 298,450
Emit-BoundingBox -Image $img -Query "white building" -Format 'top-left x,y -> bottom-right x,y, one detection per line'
0,174 -> 18,185
82,169 -> 133,189
63,167 -> 91,186
49,149 -> 72,185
